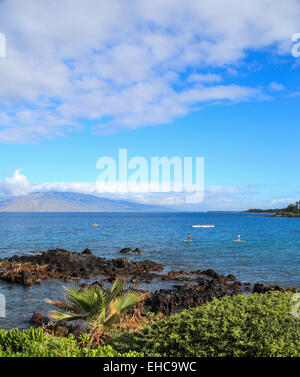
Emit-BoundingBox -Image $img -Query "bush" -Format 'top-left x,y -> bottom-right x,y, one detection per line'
110,292 -> 300,357
0,328 -> 143,357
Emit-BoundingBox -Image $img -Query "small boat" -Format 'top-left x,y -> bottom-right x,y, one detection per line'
192,224 -> 215,228
92,224 -> 99,227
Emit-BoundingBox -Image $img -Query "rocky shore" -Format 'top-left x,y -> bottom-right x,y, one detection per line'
0,248 -> 163,285
0,248 -> 297,336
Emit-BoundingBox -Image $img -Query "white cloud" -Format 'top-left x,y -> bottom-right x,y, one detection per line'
269,82 -> 286,91
0,169 -> 30,198
0,170 -> 296,210
187,73 -> 223,84
269,198 -> 295,206
286,91 -> 300,98
0,0 -> 299,142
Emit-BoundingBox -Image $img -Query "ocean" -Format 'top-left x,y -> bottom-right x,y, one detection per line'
0,212 -> 299,329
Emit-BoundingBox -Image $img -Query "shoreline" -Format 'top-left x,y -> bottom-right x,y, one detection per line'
0,248 -> 298,331
1,247 -> 297,291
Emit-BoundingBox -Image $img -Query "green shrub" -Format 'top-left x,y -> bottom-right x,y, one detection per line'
110,292 -> 300,357
0,327 -> 46,352
0,328 -> 143,357
1,292 -> 299,357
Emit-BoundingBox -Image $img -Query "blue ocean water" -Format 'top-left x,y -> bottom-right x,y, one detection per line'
0,212 -> 299,329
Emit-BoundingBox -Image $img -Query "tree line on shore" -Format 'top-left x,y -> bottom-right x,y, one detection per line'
247,200 -> 300,217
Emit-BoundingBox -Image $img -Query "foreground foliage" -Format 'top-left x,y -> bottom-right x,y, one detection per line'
0,328 -> 143,357
46,279 -> 146,344
1,292 -> 299,357
110,292 -> 300,357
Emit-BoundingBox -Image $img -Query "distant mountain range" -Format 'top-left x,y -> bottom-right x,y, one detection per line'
0,192 -> 167,212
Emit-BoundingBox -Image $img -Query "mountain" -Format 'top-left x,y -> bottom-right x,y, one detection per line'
0,192 -> 167,212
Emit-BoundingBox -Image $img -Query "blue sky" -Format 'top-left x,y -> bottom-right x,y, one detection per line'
0,0 -> 300,210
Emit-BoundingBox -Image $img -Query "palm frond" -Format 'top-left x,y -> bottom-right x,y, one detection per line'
85,287 -> 105,321
110,292 -> 141,315
45,299 -> 80,314
48,310 -> 87,322
64,287 -> 97,314
103,312 -> 120,329
46,280 -> 146,339
104,279 -> 124,306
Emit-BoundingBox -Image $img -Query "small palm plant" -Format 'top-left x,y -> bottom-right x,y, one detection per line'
46,279 -> 146,345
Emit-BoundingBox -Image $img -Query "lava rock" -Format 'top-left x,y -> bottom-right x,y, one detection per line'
82,248 -> 93,255
30,312 -> 48,326
120,248 -> 132,254
132,248 -> 143,254
29,312 -> 84,338
120,247 -> 143,254
145,277 -> 230,316
0,249 -> 163,286
227,274 -> 236,281
253,282 -> 285,294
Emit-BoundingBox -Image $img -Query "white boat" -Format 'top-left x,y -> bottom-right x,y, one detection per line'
192,224 -> 215,228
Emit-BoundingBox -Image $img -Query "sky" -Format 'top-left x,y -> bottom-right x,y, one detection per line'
0,0 -> 300,210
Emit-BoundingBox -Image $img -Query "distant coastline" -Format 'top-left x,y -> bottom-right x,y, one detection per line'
209,202 -> 300,217
207,210 -> 274,215
245,203 -> 300,217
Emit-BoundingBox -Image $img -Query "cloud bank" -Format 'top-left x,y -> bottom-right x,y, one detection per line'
0,170 -> 296,211
0,0 -> 299,142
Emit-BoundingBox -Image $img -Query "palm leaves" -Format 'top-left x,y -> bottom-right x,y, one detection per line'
46,279 -> 145,331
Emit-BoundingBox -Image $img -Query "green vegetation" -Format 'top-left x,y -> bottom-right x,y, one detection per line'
46,279 -> 146,344
246,208 -> 277,214
110,292 -> 300,357
276,202 -> 300,217
0,328 -> 143,357
1,292 -> 299,357
248,200 -> 300,217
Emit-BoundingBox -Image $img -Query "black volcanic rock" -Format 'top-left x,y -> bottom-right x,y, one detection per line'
145,278 -> 230,316
133,248 -> 143,254
0,248 -> 163,285
82,248 -> 93,255
253,282 -> 285,293
30,312 -> 84,338
120,248 -> 132,254
120,247 -> 143,254
2,247 -> 296,322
